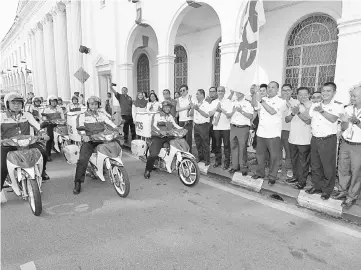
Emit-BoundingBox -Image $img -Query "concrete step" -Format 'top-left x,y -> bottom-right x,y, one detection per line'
261,180 -> 300,204
342,203 -> 361,224
231,173 -> 263,192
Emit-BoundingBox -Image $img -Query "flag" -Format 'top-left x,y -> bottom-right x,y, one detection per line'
226,0 -> 266,94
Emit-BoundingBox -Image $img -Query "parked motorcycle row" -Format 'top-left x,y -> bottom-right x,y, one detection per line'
2,110 -> 200,217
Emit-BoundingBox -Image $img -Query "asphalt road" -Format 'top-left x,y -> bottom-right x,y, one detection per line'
1,152 -> 361,270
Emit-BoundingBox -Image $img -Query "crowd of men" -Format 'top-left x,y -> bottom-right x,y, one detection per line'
112,81 -> 361,209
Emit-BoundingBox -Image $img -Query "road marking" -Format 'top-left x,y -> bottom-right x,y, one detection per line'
122,151 -> 361,238
20,261 -> 36,270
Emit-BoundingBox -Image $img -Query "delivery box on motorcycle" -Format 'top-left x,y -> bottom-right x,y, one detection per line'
134,112 -> 156,138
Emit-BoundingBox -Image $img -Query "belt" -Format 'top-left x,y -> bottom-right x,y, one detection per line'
342,137 -> 361,145
312,134 -> 336,140
231,124 -> 249,128
195,122 -> 209,125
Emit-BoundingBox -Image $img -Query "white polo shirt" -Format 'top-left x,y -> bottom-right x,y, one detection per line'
309,100 -> 344,137
256,95 -> 287,138
342,105 -> 361,143
282,98 -> 299,131
230,99 -> 254,127
193,101 -> 210,124
288,104 -> 312,145
178,94 -> 193,122
210,98 -> 232,131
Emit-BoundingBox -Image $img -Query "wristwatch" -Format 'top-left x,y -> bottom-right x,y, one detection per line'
320,109 -> 325,114
355,119 -> 361,125
291,112 -> 295,116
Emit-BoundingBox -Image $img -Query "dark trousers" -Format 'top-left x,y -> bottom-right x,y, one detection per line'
194,123 -> 210,163
179,120 -> 193,153
256,137 -> 281,180
209,124 -> 216,153
122,115 -> 136,141
146,137 -> 171,171
46,124 -> 56,156
311,135 -> 337,195
230,125 -> 249,171
290,143 -> 311,185
214,130 -> 230,165
1,143 -> 48,190
74,142 -> 101,183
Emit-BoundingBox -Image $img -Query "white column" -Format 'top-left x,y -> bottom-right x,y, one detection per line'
334,0 -> 361,104
29,31 -> 39,96
157,55 -> 175,98
64,1 -> 74,95
33,24 -> 47,98
51,2 -> 71,101
41,14 -> 58,97
70,0 -> 83,96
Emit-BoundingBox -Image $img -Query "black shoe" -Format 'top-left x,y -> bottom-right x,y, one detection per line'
213,163 -> 221,168
341,198 -> 356,209
268,179 -> 276,185
229,168 -> 239,174
305,187 -> 322,195
41,172 -> 50,181
252,175 -> 262,179
321,193 -> 330,200
73,182 -> 81,195
242,172 -> 248,176
144,170 -> 151,179
47,156 -> 52,162
332,193 -> 347,200
293,183 -> 306,190
286,178 -> 298,184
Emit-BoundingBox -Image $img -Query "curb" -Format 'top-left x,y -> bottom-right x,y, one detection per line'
124,148 -> 361,225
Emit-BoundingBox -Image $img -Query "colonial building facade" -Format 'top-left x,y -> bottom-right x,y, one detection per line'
1,0 -> 361,107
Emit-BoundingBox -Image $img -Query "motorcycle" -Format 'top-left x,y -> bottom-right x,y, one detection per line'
144,132 -> 200,187
2,135 -> 46,216
79,129 -> 130,198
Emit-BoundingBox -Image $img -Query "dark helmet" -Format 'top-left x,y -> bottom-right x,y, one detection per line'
87,96 -> 101,108
161,100 -> 173,108
4,92 -> 25,110
71,95 -> 79,102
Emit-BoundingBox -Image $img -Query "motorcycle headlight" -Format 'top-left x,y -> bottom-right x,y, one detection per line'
15,138 -> 31,147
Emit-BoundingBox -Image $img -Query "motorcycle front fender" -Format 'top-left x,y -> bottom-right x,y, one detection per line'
21,167 -> 36,180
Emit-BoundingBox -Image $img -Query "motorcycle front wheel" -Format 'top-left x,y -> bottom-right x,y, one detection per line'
178,158 -> 200,187
27,178 -> 42,216
111,165 -> 130,198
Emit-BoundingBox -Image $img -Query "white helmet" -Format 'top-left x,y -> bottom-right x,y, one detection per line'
4,92 -> 25,110
48,95 -> 58,105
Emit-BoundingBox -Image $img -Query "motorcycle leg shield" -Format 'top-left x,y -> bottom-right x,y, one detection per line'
6,160 -> 21,196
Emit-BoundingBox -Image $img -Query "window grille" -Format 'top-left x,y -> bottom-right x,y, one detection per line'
214,41 -> 221,87
285,14 -> 338,95
137,53 -> 150,95
174,45 -> 188,92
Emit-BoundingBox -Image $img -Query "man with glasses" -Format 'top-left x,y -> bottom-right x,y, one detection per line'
209,86 -> 232,169
176,85 -> 194,153
206,87 -> 218,154
280,84 -> 298,178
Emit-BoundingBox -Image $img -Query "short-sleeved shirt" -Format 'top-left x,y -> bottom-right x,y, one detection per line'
309,100 -> 344,137
288,104 -> 312,145
193,101 -> 210,124
178,94 -> 193,122
210,98 -> 233,130
342,105 -> 361,143
115,93 -> 133,116
230,99 -> 254,127
256,96 -> 287,138
282,98 -> 299,131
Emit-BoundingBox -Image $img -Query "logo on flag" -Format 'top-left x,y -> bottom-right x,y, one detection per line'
227,0 -> 266,94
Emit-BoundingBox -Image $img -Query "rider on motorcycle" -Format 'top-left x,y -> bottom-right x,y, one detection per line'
57,97 -> 67,114
27,96 -> 42,122
67,95 -> 82,112
1,92 -> 50,191
73,96 -> 122,195
144,100 -> 182,179
42,95 -> 65,161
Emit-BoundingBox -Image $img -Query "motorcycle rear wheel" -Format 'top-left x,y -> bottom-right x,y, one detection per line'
27,177 -> 42,216
111,166 -> 130,198
178,158 -> 200,187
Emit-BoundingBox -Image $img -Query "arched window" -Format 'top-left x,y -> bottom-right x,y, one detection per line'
137,53 -> 150,95
285,14 -> 338,94
174,45 -> 188,92
213,40 -> 221,87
